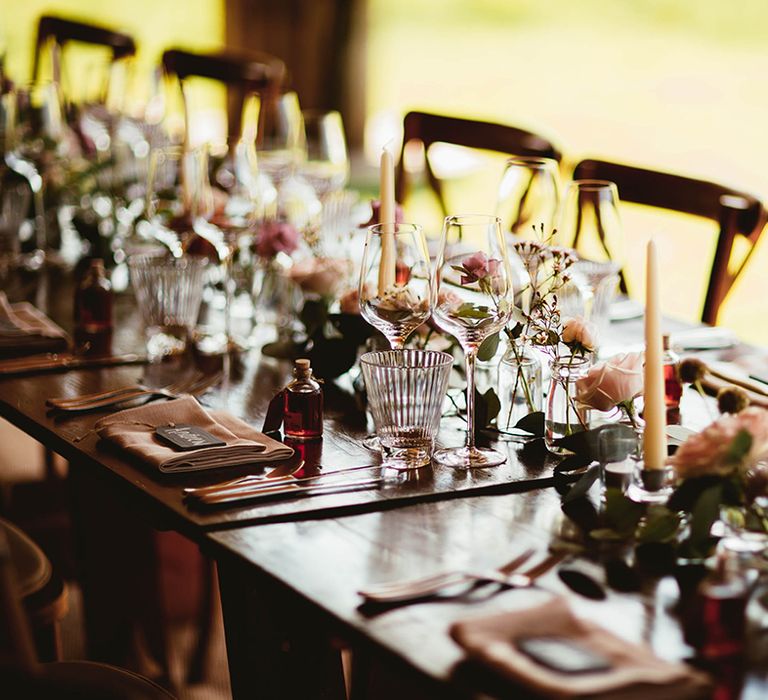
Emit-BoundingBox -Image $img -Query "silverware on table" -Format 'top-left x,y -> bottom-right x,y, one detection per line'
0,353 -> 147,376
191,475 -> 386,507
183,463 -> 382,499
46,372 -> 222,413
357,549 -> 565,604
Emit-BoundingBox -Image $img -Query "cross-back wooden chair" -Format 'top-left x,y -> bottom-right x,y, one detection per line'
572,158 -> 767,325
395,110 -> 562,216
32,15 -> 136,87
161,48 -> 286,142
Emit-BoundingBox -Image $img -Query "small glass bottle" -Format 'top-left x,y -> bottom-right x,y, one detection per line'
74,258 -> 113,356
283,358 -> 323,441
663,334 -> 682,424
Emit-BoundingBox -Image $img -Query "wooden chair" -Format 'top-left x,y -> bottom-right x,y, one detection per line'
0,521 -> 176,699
161,48 -> 286,141
32,15 -> 136,86
572,158 -> 767,325
395,110 -> 562,216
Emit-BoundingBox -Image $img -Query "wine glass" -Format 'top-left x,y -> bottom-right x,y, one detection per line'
299,109 -> 349,199
359,223 -> 432,350
431,214 -> 515,469
557,180 -> 624,267
255,90 -> 304,188
496,156 -> 560,238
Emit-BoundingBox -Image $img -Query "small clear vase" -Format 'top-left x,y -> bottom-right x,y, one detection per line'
545,355 -> 591,452
251,258 -> 300,342
497,340 -> 543,436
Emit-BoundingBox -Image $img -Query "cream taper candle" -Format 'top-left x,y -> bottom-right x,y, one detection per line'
643,239 -> 666,469
377,147 -> 396,294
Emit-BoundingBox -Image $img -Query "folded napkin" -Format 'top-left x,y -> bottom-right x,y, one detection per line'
450,597 -> 710,699
95,396 -> 294,473
0,292 -> 69,357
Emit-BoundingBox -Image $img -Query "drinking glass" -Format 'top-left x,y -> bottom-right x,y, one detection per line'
431,214 -> 515,469
128,254 -> 208,360
557,180 -> 624,266
361,349 -> 453,470
597,425 -> 640,496
299,109 -> 349,199
255,90 -> 304,188
359,223 -> 432,350
570,258 -> 621,345
0,177 -> 30,276
496,156 -> 560,238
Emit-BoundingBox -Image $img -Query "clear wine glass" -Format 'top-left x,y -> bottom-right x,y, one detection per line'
557,180 -> 624,267
255,90 -> 304,188
299,109 -> 349,199
496,156 -> 560,238
431,214 -> 515,469
359,223 -> 432,350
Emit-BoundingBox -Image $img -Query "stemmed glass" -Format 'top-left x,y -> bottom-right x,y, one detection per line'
431,214 -> 515,469
496,156 -> 561,238
299,109 -> 349,199
557,180 -> 624,267
358,223 -> 432,350
255,90 -> 304,188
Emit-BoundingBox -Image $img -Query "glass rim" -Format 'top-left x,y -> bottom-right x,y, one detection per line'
367,222 -> 422,235
127,253 -> 209,269
444,214 -> 501,226
568,179 -> 618,192
359,348 -> 453,369
503,155 -> 559,169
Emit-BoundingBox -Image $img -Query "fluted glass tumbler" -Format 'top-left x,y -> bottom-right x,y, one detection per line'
129,254 -> 208,360
360,349 -> 452,470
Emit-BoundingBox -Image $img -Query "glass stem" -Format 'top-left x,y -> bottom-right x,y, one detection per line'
224,253 -> 235,342
465,349 -> 477,450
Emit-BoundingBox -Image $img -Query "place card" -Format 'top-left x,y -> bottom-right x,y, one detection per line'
155,424 -> 226,451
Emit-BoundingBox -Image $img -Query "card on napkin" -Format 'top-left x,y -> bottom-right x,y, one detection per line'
450,596 -> 710,699
0,292 -> 69,357
94,396 -> 294,473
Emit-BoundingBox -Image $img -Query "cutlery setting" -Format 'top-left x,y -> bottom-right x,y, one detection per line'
0,352 -> 147,376
358,549 -> 564,604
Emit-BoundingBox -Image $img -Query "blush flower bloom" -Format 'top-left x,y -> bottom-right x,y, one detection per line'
288,257 -> 351,297
562,316 -> 597,353
255,221 -> 300,258
575,352 -> 644,412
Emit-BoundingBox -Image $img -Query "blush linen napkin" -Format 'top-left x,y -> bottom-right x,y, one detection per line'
450,596 -> 710,700
0,292 -> 69,357
94,396 -> 294,474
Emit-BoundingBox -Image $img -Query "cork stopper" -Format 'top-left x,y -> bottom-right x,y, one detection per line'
294,358 -> 312,377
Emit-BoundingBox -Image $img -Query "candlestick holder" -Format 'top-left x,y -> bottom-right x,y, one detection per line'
626,462 -> 674,503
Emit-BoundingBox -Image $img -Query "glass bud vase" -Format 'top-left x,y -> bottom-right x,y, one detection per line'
497,340 -> 543,436
545,355 -> 591,452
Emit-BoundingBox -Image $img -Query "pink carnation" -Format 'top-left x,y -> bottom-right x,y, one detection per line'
255,221 -> 299,258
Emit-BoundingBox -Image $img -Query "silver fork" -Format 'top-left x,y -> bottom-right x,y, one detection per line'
47,372 -> 222,412
358,550 -> 564,604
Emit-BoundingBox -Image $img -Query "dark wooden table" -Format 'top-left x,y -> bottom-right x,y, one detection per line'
2,269 -> 767,698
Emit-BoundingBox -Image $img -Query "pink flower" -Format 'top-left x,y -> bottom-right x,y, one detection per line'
288,257 -> 351,297
255,221 -> 300,258
672,407 -> 768,479
575,352 -> 644,411
364,200 -> 404,227
562,317 -> 597,353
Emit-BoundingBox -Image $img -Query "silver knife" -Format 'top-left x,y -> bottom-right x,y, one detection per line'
0,353 -> 147,375
195,476 -> 385,506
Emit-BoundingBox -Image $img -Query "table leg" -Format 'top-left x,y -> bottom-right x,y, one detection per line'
218,555 -> 346,700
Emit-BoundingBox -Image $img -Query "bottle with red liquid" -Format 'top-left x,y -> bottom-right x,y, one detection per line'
663,334 -> 682,424
74,258 -> 113,356
283,359 -> 323,441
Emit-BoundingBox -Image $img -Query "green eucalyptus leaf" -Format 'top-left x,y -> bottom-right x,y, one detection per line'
563,465 -> 600,504
689,483 -> 724,552
515,411 -> 544,437
300,299 -> 329,338
725,429 -> 752,466
477,332 -> 500,362
637,507 -> 681,543
473,388 -> 501,434
455,303 -> 492,320
589,528 -> 627,541
604,488 -> 644,535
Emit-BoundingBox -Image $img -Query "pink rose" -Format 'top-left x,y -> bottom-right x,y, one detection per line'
288,257 -> 351,297
339,286 -> 364,314
255,221 -> 300,258
364,200 -> 404,227
672,407 -> 768,479
575,352 -> 644,411
459,251 -> 492,285
562,316 -> 597,353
